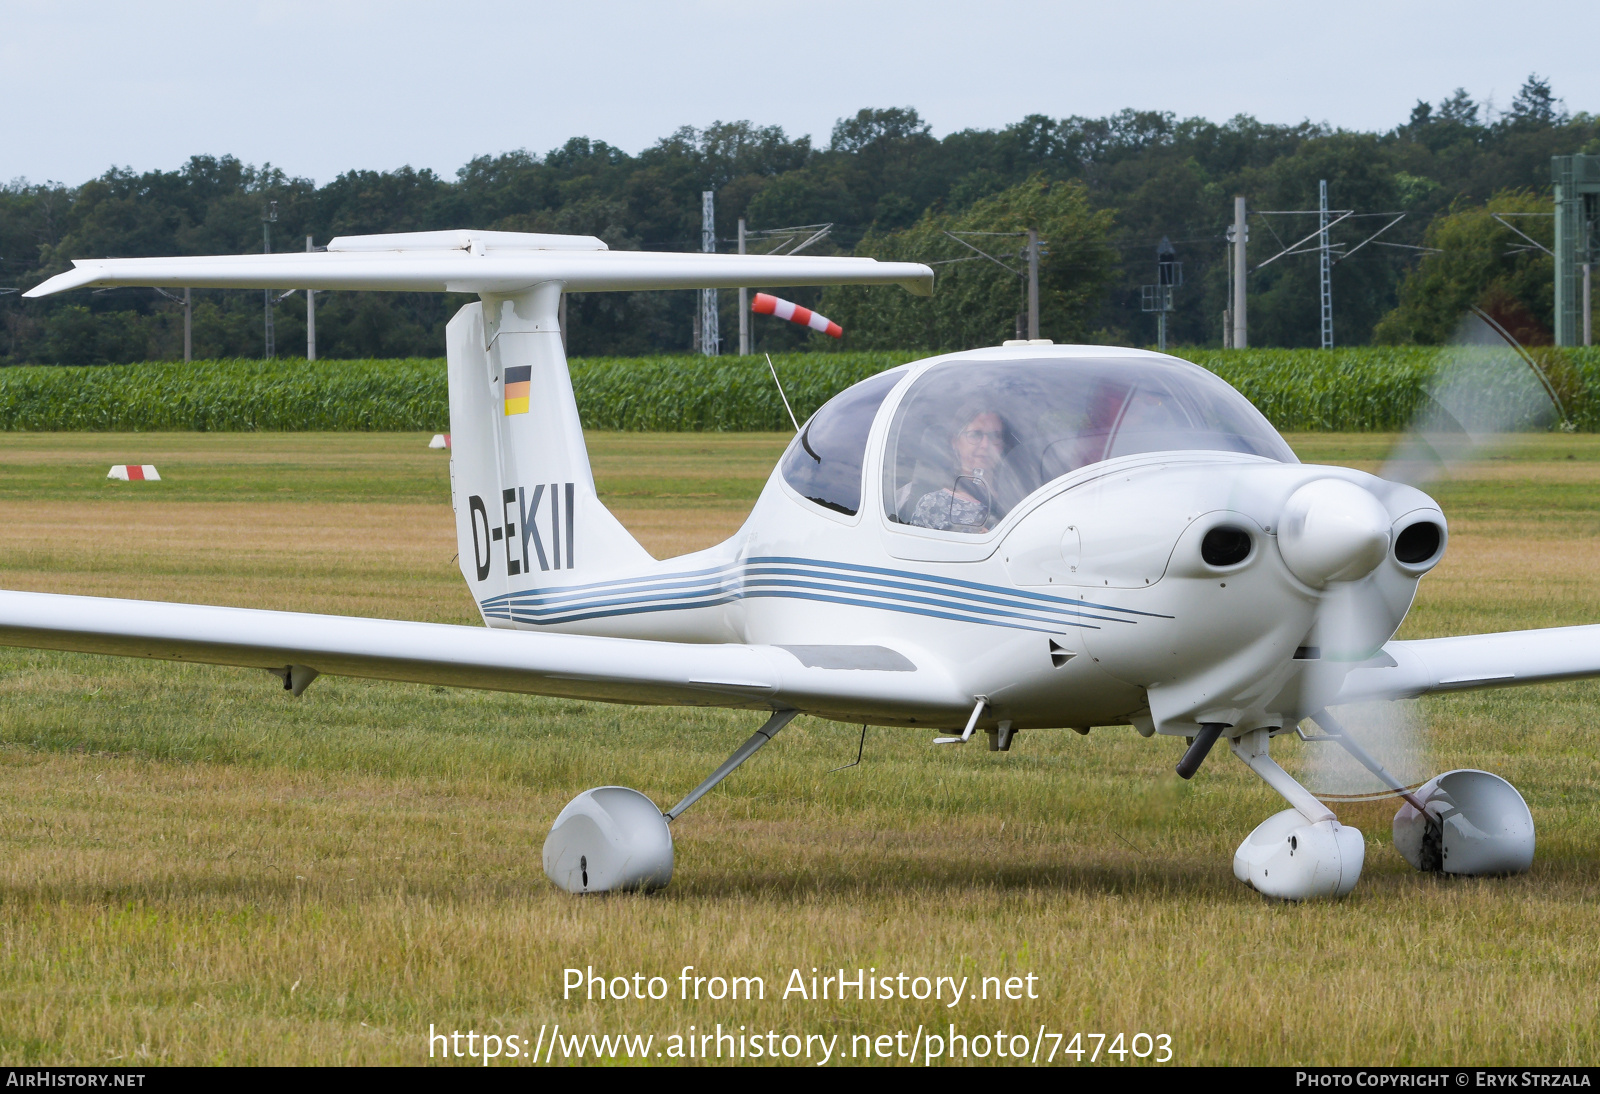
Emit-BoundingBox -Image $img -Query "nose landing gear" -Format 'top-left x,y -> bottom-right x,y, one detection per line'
1224,714 -> 1538,901
1233,808 -> 1366,900
1229,728 -> 1365,900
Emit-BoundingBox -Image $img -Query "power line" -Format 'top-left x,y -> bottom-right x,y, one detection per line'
1491,213 -> 1554,257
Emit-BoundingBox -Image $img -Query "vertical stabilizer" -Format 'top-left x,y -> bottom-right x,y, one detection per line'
447,282 -> 652,627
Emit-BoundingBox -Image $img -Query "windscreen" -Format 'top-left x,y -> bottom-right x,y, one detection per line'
779,368 -> 906,516
884,356 -> 1296,531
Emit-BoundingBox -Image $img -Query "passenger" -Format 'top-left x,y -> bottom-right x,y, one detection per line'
908,409 -> 1009,532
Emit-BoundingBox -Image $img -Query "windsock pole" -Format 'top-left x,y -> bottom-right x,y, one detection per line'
751,293 -> 842,338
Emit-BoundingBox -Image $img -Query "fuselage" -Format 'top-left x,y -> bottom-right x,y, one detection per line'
476,345 -> 1446,735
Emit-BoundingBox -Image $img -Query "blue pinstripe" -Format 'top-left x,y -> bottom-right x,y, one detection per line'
479,556 -> 1168,633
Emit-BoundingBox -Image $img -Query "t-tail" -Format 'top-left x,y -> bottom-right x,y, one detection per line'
20,228 -> 935,631
446,282 -> 653,627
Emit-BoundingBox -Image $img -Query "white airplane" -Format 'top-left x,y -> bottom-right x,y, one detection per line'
15,229 -> 1586,901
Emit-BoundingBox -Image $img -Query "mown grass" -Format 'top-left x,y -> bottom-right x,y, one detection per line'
0,432 -> 1596,1065
4,347 -> 1600,433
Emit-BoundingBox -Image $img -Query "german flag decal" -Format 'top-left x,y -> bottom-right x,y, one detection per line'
504,365 -> 531,415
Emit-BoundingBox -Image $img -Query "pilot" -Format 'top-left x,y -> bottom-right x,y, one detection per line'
908,408 -> 1010,533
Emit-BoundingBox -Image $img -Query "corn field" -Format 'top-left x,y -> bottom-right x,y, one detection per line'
0,348 -> 1597,432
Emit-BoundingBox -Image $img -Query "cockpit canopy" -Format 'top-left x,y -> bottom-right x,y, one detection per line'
780,354 -> 1296,529
885,356 -> 1297,530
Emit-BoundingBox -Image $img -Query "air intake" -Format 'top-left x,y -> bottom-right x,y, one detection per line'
1394,521 -> 1444,565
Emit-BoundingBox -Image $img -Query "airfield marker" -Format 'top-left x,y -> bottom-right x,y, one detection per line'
107,464 -> 160,481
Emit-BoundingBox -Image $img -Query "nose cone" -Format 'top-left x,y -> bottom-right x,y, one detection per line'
1278,479 -> 1392,587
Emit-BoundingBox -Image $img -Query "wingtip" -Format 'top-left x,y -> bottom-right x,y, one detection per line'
901,266 -> 936,297
22,264 -> 98,298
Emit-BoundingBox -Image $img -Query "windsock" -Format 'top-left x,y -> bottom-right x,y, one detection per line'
751,293 -> 843,338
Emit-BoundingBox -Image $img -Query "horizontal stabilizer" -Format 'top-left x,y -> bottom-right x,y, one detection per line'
25,230 -> 935,298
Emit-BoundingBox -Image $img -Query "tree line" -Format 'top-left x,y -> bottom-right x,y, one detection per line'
2,76 -> 1594,364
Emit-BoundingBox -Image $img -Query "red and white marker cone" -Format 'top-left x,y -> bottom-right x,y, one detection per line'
428,434 -> 451,449
108,465 -> 160,481
752,293 -> 843,338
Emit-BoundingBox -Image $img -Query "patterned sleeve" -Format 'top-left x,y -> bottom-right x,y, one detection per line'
909,489 -> 952,530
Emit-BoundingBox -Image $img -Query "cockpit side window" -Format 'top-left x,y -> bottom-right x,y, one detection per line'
884,357 -> 1295,531
779,369 -> 905,516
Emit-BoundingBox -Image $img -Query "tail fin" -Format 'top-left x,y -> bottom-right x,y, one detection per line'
447,282 -> 652,626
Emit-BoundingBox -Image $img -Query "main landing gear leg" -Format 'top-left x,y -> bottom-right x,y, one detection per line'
664,710 -> 799,821
542,710 -> 800,894
1229,728 -> 1365,901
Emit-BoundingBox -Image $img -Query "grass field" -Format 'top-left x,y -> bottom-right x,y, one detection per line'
0,431 -> 1597,1066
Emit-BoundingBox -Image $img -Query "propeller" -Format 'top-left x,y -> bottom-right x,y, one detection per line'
1381,306 -> 1566,490
1293,308 -> 1566,802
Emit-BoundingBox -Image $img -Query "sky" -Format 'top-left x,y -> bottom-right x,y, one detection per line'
2,0 -> 1597,186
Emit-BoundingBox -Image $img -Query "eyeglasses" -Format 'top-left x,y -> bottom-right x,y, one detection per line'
957,429 -> 1004,445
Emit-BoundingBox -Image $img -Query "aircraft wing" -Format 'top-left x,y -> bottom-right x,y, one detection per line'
1334,624 -> 1600,704
0,590 -> 967,722
23,240 -> 935,298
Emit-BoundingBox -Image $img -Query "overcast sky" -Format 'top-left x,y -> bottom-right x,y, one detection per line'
3,0 -> 1596,186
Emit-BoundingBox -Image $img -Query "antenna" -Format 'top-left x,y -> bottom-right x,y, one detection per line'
765,353 -> 800,432
828,724 -> 868,772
